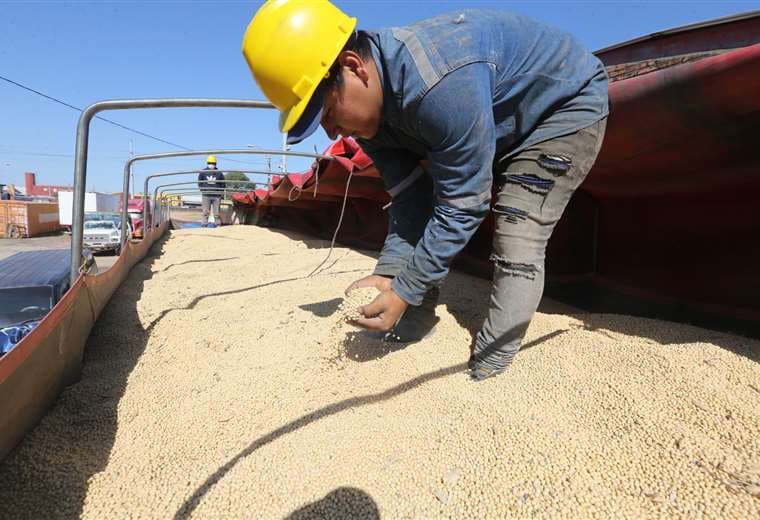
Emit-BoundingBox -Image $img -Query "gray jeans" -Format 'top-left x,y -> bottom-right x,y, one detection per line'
201,195 -> 221,225
472,118 -> 607,369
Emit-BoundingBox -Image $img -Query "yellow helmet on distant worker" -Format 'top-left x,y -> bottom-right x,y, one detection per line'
241,0 -> 357,136
206,155 -> 217,165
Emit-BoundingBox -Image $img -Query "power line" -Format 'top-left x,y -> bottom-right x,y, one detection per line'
2,151 -> 77,159
0,74 -> 270,167
0,74 -> 193,151
0,148 -> 126,160
0,147 -> 271,165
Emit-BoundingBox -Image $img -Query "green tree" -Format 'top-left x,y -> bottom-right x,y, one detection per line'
224,171 -> 252,197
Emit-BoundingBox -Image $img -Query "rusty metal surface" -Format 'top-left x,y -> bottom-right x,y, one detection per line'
596,10 -> 760,66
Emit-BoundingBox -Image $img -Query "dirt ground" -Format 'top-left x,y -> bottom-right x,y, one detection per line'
0,225 -> 758,519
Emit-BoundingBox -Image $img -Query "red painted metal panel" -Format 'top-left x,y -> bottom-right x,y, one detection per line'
596,12 -> 760,66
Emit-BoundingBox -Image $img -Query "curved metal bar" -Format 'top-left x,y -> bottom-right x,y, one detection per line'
158,190 -> 231,226
154,180 -> 264,201
157,179 -> 264,188
122,149 -> 331,252
154,180 -> 265,226
143,169 -> 275,229
160,190 -> 227,194
71,98 -> 278,283
143,169 -> 276,198
159,191 -> 228,197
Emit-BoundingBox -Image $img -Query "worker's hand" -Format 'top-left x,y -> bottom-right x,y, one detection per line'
345,274 -> 392,295
353,289 -> 409,332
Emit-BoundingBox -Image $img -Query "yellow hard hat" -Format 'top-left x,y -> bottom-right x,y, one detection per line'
206,155 -> 217,164
242,0 -> 357,137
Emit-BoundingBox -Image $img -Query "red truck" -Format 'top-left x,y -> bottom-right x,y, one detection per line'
119,199 -> 151,239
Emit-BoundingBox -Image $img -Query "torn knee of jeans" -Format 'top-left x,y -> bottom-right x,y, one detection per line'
537,153 -> 572,176
504,173 -> 554,196
489,254 -> 540,281
493,204 -> 528,224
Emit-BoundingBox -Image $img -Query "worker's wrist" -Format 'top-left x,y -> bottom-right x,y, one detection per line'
391,276 -> 425,306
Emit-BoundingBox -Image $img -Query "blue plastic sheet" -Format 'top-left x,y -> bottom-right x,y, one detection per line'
0,321 -> 39,355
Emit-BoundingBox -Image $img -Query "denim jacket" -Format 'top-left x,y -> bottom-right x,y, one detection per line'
358,10 -> 609,305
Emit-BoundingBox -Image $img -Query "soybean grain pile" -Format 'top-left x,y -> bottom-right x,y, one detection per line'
1,226 -> 758,519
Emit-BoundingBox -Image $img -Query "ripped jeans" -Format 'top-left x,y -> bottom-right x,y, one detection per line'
471,117 -> 607,370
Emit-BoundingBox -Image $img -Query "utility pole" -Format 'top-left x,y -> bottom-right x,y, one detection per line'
266,155 -> 272,191
129,140 -> 135,196
281,132 -> 289,173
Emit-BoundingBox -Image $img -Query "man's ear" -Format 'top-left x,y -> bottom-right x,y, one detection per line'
337,51 -> 370,83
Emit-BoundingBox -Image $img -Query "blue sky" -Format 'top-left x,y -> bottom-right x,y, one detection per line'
1,0 -> 758,192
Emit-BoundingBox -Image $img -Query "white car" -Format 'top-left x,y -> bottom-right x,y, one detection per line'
83,217 -> 131,255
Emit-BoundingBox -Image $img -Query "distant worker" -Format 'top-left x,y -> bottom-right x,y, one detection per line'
242,1 -> 608,380
198,155 -> 225,227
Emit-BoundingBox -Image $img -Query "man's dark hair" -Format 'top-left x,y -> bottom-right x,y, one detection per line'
347,31 -> 373,61
324,31 -> 373,90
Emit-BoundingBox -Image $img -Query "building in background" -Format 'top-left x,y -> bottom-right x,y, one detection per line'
25,172 -> 71,198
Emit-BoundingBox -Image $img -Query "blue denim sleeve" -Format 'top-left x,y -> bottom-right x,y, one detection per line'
391,63 -> 495,305
373,170 -> 435,278
357,138 -> 421,196
356,140 -> 425,275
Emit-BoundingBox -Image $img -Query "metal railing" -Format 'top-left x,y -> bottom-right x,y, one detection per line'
71,99 -> 277,282
145,172 -> 273,228
69,97 -> 333,283
152,180 -> 266,227
121,149 -> 331,249
155,189 -> 237,226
